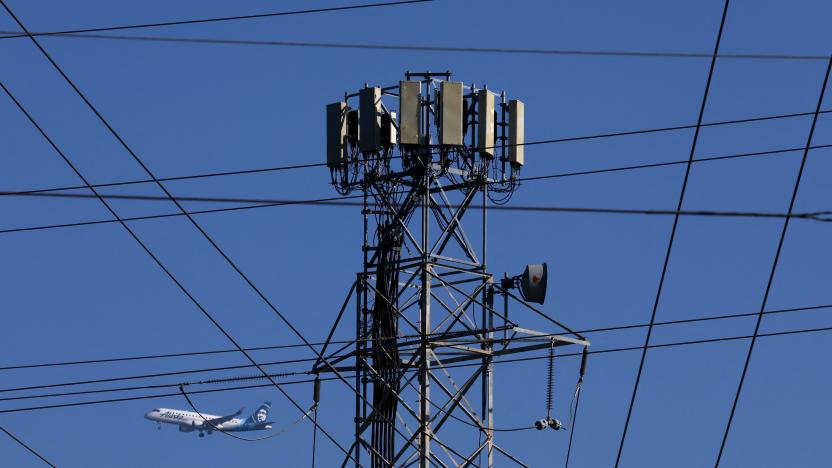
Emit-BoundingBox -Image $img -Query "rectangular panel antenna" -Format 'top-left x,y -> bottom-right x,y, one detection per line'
440,81 -> 463,146
381,112 -> 397,147
347,110 -> 359,145
509,99 -> 525,166
477,90 -> 495,157
359,87 -> 381,152
399,81 -> 421,145
326,102 -> 347,166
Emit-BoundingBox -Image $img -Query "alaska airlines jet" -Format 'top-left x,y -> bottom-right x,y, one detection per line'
145,402 -> 273,437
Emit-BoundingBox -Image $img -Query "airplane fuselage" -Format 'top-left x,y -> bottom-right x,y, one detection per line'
145,408 -> 271,434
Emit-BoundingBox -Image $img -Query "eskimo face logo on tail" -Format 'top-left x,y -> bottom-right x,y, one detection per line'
255,409 -> 267,423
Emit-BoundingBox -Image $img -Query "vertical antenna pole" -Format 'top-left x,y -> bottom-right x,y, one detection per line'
355,271 -> 363,468
419,169 -> 432,468
483,181 -> 494,468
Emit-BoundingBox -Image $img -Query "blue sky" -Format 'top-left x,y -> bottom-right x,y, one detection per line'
1,0 -> 831,466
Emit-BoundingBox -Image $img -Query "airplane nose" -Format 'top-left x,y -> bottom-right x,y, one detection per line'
144,411 -> 154,420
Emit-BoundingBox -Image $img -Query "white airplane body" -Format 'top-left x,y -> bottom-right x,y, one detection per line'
145,402 -> 273,437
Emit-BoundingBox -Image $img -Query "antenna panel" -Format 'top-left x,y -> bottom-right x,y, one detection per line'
440,81 -> 463,146
509,99 -> 525,166
326,102 -> 347,166
359,87 -> 381,152
399,81 -> 421,145
477,90 -> 495,157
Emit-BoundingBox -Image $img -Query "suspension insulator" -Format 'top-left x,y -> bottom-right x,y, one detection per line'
546,342 -> 555,417
313,377 -> 321,405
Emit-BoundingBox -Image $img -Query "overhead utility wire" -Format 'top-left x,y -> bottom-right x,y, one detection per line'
4,108 -> 831,199
8,188 -> 831,222
5,324 -> 832,406
4,324 -> 832,415
4,6 -> 434,458
0,356 -> 314,395
0,426 -> 56,467
615,2 -> 730,466
2,302 -> 829,373
4,161 -> 328,197
4,143 -> 832,236
0,76 -> 354,460
517,143 -> 832,183
0,372 -> 312,403
0,8 -> 352,459
563,388 -> 582,468
0,0 -> 431,40
714,55 -> 832,467
5,303 -> 829,395
0,30 -> 827,62
0,193 -> 365,235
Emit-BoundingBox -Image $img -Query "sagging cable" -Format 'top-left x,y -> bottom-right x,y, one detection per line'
178,384 -> 312,442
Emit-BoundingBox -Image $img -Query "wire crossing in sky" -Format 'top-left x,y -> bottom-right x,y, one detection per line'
2,4 -> 444,461
715,54 -> 832,467
3,303 -> 829,399
0,0 -> 432,39
0,426 -> 56,467
0,2 -> 355,457
2,323 -> 831,416
0,30 -> 827,61
3,141 -> 832,236
3,108 -> 830,199
615,1 -> 731,465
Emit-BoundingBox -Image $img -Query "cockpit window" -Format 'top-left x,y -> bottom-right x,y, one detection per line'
152,408 -> 161,412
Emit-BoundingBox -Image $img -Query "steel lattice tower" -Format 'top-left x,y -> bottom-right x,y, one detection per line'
315,71 -> 590,467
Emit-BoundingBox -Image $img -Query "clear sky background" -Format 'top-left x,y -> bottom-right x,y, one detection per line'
1,1 -> 831,466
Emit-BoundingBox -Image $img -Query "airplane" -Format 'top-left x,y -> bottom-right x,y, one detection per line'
145,402 -> 273,437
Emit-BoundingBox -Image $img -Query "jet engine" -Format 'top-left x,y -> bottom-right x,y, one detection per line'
179,423 -> 196,432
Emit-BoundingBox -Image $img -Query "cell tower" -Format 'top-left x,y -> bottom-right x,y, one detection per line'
315,71 -> 590,467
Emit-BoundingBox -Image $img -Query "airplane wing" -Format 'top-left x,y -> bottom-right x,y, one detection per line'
201,408 -> 243,428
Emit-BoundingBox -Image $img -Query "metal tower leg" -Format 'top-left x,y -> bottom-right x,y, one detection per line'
419,177 -> 432,468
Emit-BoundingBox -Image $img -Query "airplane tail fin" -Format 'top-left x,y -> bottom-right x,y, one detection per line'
246,402 -> 271,426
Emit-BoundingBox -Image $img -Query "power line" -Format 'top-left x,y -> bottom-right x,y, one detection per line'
0,371 -> 311,403
0,0 -> 432,40
0,356 -> 314,395
0,30 -> 827,62
0,375 -> 334,414
517,143 -> 832,184
520,109 -> 832,148
0,340 -> 327,371
0,5 -> 353,458
0,109 -> 832,207
563,388 -> 582,468
715,55 -> 832,467
0,426 -> 56,467
2,302 -> 828,375
0,325 -> 826,405
5,303 -> 829,397
7,189 -> 831,221
5,5 -> 433,458
3,143 -> 832,236
0,193 -> 366,235
3,108 -> 830,200
3,323 -> 831,415
2,2 -> 828,456
3,161 -> 327,197
0,103 -> 828,199
615,1 -> 730,465
0,74 -> 355,455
